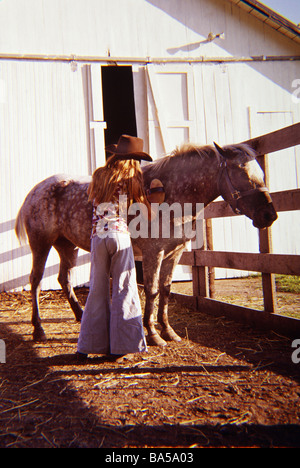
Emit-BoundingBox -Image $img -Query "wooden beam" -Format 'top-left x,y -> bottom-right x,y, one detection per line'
271,189 -> 300,212
170,292 -> 196,309
241,122 -> 300,156
258,154 -> 277,313
206,219 -> 215,298
1,53 -> 299,64
170,293 -> 300,338
192,223 -> 209,298
178,251 -> 194,265
196,297 -> 300,339
194,250 -> 300,276
204,200 -> 238,219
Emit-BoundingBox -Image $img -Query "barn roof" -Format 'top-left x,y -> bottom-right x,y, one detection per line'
227,0 -> 300,44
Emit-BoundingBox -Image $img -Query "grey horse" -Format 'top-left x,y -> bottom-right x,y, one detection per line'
15,143 -> 277,345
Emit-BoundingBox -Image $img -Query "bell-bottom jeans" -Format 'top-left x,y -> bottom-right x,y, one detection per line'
77,233 -> 147,355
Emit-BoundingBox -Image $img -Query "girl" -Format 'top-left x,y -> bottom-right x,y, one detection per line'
76,135 -> 152,361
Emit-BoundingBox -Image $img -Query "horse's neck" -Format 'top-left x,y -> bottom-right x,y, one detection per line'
145,154 -> 221,206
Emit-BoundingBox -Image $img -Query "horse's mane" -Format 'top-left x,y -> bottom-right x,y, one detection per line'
147,142 -> 256,175
148,144 -> 216,174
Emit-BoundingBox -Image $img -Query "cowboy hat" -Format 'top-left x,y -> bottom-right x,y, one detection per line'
106,135 -> 152,164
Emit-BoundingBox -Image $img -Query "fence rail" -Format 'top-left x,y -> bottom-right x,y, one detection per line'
181,251 -> 300,276
204,188 -> 300,219
173,122 -> 300,338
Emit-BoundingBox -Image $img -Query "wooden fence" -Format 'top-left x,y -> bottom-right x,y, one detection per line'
173,123 -> 300,339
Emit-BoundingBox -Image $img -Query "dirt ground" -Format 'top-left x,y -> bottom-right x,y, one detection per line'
0,279 -> 300,448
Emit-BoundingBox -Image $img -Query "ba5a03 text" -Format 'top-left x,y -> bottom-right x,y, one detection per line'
149,452 -> 193,463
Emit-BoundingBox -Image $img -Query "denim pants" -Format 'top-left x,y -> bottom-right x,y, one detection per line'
77,233 -> 147,355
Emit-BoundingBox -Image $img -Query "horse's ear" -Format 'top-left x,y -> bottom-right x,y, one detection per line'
213,142 -> 227,158
214,142 -> 236,160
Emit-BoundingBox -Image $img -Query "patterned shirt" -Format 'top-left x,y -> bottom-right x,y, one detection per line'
91,184 -> 129,239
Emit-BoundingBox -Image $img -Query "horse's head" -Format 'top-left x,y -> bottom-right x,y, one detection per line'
214,143 -> 278,229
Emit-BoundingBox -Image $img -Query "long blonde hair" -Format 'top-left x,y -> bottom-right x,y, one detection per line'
88,158 -> 151,213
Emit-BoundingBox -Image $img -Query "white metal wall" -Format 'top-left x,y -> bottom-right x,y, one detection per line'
250,109 -> 300,256
2,58 -> 299,290
200,62 -> 300,277
1,0 -> 300,290
1,0 -> 299,59
135,61 -> 300,278
0,60 -> 92,291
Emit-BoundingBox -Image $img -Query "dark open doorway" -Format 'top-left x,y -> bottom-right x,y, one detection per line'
101,66 -> 137,149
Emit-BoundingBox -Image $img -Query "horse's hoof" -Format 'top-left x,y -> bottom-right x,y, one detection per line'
161,328 -> 182,343
147,333 -> 167,347
33,328 -> 47,342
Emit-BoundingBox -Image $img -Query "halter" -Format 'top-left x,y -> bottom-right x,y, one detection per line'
218,160 -> 271,215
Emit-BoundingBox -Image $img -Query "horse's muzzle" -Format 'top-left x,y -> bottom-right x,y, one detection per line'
252,203 -> 278,229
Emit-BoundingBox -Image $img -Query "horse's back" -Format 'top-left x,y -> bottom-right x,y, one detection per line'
15,174 -> 92,248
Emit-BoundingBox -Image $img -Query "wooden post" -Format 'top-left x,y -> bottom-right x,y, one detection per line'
257,154 -> 277,313
192,220 -> 209,302
206,218 -> 215,298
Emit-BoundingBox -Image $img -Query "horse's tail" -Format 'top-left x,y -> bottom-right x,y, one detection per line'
15,204 -> 28,245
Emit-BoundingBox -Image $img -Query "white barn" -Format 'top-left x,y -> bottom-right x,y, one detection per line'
0,0 -> 299,291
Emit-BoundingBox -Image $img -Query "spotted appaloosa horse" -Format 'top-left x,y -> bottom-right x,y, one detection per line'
15,143 -> 277,345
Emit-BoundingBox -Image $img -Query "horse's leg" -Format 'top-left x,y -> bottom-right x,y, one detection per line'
142,248 -> 167,347
158,249 -> 184,343
53,238 -> 83,322
30,243 -> 51,342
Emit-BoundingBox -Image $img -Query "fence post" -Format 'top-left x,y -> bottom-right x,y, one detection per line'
206,219 -> 215,298
257,154 -> 277,313
192,221 -> 209,302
